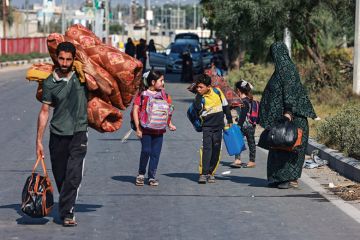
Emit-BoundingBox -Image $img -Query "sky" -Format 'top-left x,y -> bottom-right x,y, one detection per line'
12,0 -> 200,8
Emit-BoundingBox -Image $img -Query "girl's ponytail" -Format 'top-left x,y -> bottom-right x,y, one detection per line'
139,70 -> 164,91
235,79 -> 254,100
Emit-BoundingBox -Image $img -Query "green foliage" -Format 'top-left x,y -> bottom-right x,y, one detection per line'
0,53 -> 49,62
0,0 -> 14,27
201,0 -> 355,74
316,104 -> 360,159
109,23 -> 123,34
300,48 -> 353,91
226,63 -> 274,95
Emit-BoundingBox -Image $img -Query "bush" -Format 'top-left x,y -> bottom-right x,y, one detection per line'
0,53 -> 49,62
316,104 -> 360,159
226,63 -> 274,95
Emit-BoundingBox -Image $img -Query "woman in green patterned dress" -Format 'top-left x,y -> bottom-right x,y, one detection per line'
259,42 -> 317,189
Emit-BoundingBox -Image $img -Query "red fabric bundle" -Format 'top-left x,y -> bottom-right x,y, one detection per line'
204,69 -> 242,108
66,24 -> 142,106
87,96 -> 123,132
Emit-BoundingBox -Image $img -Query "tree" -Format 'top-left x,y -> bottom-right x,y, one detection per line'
0,0 -> 14,27
201,0 -> 355,80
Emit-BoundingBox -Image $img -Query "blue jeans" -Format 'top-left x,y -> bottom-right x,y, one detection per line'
138,134 -> 163,179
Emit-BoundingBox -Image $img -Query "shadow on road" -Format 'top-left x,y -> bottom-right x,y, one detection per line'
0,203 -> 102,225
174,98 -> 195,103
163,173 -> 199,183
112,175 -> 136,184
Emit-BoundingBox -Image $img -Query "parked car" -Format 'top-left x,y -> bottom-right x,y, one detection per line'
174,33 -> 200,45
149,42 -> 204,74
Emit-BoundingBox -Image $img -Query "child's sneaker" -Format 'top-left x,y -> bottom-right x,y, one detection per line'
135,174 -> 145,186
148,178 -> 159,186
207,175 -> 215,183
198,175 -> 207,184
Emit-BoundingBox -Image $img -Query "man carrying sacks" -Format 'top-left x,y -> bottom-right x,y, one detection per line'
36,42 -> 88,227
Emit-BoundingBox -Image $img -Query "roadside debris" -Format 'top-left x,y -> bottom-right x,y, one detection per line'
304,150 -> 328,169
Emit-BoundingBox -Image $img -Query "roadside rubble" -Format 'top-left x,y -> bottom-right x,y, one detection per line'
303,154 -> 360,202
304,150 -> 329,169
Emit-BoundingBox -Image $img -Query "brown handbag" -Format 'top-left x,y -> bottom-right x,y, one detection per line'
21,157 -> 54,218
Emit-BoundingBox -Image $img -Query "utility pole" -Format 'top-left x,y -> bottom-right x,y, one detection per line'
105,0 -> 109,44
193,4 -> 196,29
284,27 -> 291,58
353,0 -> 360,95
177,0 -> 180,29
2,0 -> 7,38
61,0 -> 66,34
144,0 -> 148,41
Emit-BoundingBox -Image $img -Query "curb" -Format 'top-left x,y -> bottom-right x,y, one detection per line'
306,138 -> 360,182
0,57 -> 52,68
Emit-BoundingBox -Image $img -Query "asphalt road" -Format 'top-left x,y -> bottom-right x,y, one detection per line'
0,66 -> 359,240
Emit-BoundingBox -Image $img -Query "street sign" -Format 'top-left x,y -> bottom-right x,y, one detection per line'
146,10 -> 153,21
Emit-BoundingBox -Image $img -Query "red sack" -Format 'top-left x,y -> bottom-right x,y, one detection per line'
65,24 -> 102,48
85,45 -> 142,106
221,85 -> 243,108
87,96 -> 123,132
203,69 -> 243,108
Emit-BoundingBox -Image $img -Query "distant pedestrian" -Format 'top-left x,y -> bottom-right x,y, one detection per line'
125,37 -> 136,57
132,70 -> 176,186
136,38 -> 147,72
260,42 -> 317,189
230,80 -> 257,169
36,42 -> 88,227
181,46 -> 193,82
148,39 -> 157,53
193,74 -> 233,184
209,57 -> 223,76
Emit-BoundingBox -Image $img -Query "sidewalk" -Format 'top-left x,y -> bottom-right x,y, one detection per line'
0,57 -> 52,68
306,138 -> 360,183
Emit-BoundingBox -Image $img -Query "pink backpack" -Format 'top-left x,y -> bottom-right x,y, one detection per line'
139,90 -> 172,130
247,100 -> 260,125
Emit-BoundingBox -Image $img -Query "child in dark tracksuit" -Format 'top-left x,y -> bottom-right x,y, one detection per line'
230,80 -> 257,168
194,74 -> 233,184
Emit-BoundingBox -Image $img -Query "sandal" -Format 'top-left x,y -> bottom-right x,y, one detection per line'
135,174 -> 145,186
242,162 -> 256,168
148,178 -> 159,186
230,159 -> 243,168
63,217 -> 77,227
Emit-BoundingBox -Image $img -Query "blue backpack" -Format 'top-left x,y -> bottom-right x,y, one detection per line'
187,88 -> 222,132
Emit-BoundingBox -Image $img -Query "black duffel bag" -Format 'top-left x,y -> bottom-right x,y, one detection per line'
21,157 -> 54,218
268,119 -> 298,148
258,119 -> 302,152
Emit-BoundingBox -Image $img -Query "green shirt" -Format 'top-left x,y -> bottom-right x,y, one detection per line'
42,71 -> 88,136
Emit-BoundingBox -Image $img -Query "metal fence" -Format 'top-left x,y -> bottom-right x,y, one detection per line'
0,37 -> 48,55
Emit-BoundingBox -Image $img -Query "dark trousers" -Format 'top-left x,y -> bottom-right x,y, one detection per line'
49,131 -> 87,218
201,128 -> 222,175
235,126 -> 256,162
138,134 -> 163,179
